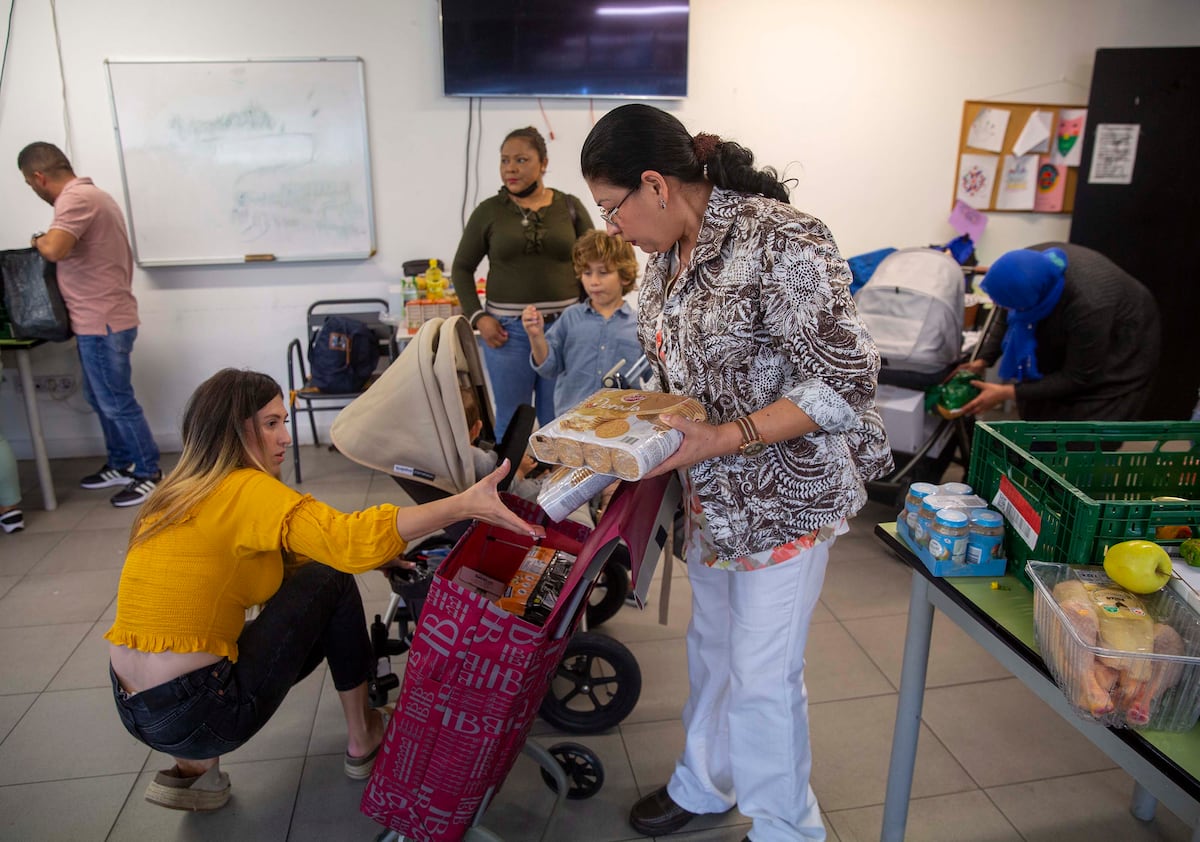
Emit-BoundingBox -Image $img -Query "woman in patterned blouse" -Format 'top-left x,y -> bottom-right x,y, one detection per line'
582,104 -> 892,842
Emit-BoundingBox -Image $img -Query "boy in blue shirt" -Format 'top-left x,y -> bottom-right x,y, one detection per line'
523,230 -> 641,414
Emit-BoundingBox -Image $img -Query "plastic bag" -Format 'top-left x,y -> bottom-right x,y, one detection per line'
924,370 -> 980,419
0,248 -> 73,341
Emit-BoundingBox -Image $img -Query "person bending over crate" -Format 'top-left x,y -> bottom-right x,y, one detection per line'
104,368 -> 543,812
960,243 -> 1161,421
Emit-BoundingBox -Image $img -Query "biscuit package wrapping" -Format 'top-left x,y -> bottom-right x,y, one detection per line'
537,464 -> 614,523
498,545 -> 577,626
529,389 -> 707,481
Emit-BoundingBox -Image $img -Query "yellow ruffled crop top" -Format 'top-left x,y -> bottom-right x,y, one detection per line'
104,469 -> 405,661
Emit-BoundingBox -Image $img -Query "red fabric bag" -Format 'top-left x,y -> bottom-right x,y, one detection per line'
362,475 -> 678,842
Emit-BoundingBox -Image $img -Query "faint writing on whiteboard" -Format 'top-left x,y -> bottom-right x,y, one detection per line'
170,106 -> 277,138
1088,124 -> 1140,185
234,180 -> 368,241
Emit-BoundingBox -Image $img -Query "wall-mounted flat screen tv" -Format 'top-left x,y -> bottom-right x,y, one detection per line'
440,1 -> 689,99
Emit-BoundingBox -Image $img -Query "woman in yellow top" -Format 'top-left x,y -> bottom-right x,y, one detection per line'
104,368 -> 542,812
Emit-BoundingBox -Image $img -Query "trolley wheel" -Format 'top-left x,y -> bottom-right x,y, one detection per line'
540,741 -> 604,800
585,557 -> 630,628
539,631 -> 641,733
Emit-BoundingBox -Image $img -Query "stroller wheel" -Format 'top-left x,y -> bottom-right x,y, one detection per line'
539,631 -> 641,733
585,557 -> 630,628
540,742 -> 604,799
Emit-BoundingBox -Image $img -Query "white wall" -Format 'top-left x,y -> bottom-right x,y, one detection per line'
1,0 -> 1198,458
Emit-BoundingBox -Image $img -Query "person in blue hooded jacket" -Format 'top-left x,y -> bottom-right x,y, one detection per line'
961,243 -> 1161,421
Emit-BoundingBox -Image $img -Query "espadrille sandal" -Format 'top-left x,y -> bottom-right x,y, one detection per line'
144,764 -> 231,811
344,709 -> 390,780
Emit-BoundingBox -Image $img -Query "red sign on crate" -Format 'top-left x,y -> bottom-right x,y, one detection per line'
993,474 -> 1043,550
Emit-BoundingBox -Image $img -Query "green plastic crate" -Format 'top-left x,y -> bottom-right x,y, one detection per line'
966,421 -> 1200,588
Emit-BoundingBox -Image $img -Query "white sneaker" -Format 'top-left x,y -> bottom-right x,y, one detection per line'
0,509 -> 23,533
80,464 -> 133,489
110,473 -> 161,508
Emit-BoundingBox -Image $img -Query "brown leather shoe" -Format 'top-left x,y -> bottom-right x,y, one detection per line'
629,785 -> 698,835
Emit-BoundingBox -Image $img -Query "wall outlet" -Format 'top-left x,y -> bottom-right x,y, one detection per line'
14,374 -> 77,394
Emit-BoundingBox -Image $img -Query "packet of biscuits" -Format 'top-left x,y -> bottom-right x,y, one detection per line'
537,464 -> 614,523
529,388 -> 706,481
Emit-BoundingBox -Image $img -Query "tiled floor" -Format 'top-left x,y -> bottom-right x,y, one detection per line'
0,445 -> 1194,841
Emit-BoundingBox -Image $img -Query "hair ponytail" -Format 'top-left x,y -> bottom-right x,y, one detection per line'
705,141 -> 791,203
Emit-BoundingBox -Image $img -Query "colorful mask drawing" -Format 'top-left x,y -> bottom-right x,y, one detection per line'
1052,109 -> 1087,167
1056,119 -> 1081,156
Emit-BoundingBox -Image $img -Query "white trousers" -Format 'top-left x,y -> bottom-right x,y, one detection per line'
667,537 -> 835,842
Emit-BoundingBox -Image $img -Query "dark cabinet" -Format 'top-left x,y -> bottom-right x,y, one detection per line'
1070,46 -> 1200,420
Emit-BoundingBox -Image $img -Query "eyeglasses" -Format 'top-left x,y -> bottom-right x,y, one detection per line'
598,185 -> 639,225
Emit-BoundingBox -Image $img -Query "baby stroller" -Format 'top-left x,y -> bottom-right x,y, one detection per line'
330,316 -> 646,735
854,247 -> 995,504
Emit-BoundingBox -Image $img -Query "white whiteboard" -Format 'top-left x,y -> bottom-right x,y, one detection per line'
106,58 -> 376,266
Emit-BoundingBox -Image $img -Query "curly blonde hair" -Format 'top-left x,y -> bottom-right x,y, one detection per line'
572,230 -> 638,294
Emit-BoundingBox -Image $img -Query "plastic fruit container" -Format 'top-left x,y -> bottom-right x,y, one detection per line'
1027,560 -> 1200,732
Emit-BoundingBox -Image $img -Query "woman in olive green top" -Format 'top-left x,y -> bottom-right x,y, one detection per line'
450,126 -> 593,438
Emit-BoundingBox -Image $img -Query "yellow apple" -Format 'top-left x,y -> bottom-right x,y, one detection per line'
1103,540 -> 1173,594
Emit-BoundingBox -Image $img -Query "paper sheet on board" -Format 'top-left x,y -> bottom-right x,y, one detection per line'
1032,155 -> 1066,212
1013,110 -> 1052,156
948,199 -> 988,240
1088,124 -> 1140,185
955,153 -> 999,209
966,107 -> 1011,153
1052,108 -> 1087,166
994,154 -> 1038,210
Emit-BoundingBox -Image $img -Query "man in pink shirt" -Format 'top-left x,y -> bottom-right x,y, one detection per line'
19,142 -> 160,507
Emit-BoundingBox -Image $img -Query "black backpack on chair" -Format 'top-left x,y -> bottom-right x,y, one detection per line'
307,315 -> 380,393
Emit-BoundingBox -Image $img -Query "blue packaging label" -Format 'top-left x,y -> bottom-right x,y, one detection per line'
929,532 -> 967,564
966,533 -> 1004,565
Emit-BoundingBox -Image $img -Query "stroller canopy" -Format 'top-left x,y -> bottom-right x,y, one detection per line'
855,247 -> 966,383
331,316 -> 493,496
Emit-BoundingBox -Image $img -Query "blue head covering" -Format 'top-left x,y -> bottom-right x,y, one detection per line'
981,247 -> 1067,382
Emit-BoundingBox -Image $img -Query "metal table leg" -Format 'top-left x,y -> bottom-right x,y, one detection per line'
1130,780 -> 1158,822
881,571 -> 935,842
14,348 -> 57,511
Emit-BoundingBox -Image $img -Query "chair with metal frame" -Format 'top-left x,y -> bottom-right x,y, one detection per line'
286,298 -> 398,483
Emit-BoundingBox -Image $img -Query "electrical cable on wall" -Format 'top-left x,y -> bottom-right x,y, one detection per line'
472,96 -> 481,210
0,0 -> 16,96
536,97 -> 555,140
49,0 -> 74,157
461,95 -> 474,229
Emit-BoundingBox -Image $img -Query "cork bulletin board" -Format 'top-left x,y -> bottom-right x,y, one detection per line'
953,100 -> 1086,214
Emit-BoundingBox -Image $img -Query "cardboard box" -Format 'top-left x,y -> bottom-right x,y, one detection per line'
876,384 -> 945,456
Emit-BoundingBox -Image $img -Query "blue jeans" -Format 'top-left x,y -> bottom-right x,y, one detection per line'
110,561 -> 372,760
76,327 -> 159,477
482,316 -> 557,439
